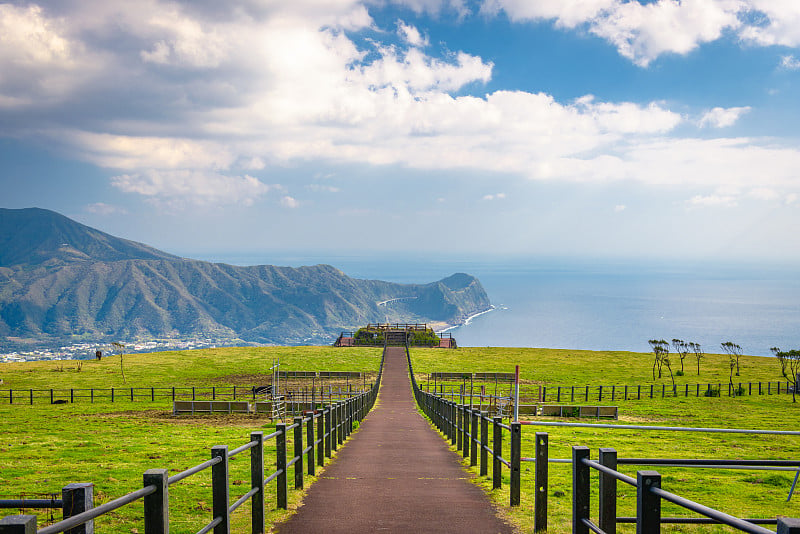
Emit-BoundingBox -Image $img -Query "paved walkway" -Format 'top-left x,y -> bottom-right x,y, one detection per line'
275,346 -> 514,533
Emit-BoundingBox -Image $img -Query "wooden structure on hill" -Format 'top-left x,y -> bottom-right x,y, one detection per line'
334,323 -> 456,348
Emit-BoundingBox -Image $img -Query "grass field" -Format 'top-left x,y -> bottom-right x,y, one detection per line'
1,345 -> 798,533
0,346 -> 381,533
410,347 -> 800,533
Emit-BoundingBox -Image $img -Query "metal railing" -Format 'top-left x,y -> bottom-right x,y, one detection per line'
572,446 -> 800,534
407,349 -> 800,533
0,353 -> 385,533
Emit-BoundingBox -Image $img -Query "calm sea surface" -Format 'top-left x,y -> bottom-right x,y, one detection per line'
205,253 -> 800,357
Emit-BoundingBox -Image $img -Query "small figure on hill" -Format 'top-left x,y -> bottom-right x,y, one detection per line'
95,350 -> 102,360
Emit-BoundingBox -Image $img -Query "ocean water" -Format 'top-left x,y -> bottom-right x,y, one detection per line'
204,253 -> 800,357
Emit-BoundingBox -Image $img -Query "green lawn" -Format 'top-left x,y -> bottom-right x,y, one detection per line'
2,345 -> 798,533
0,346 -> 381,533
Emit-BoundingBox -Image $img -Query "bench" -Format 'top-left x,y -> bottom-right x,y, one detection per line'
173,401 -> 251,415
539,405 -> 618,419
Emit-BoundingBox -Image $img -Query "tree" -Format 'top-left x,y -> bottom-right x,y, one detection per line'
671,339 -> 689,374
111,342 -> 127,383
648,339 -> 669,379
720,341 -> 742,376
662,352 -> 677,394
688,342 -> 703,375
774,348 -> 800,403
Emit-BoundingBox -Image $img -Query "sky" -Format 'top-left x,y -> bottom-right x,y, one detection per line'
2,0 -> 800,264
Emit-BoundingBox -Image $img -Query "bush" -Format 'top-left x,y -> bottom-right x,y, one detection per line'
703,386 -> 720,397
675,370 -> 684,376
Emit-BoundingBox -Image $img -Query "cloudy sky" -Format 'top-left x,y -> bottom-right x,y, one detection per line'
2,0 -> 800,263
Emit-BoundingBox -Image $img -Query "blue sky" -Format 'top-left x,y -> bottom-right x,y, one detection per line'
2,0 -> 800,264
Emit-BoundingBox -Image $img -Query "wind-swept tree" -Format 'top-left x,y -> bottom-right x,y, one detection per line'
671,339 -> 689,374
688,342 -> 704,375
773,348 -> 800,403
648,339 -> 669,379
721,341 -> 743,376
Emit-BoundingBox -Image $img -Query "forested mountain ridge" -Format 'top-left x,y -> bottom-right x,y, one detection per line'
0,208 -> 491,346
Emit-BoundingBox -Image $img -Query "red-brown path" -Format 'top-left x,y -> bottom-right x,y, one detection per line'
274,347 -> 515,533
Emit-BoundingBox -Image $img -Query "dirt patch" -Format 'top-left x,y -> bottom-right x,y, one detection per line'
90,409 -> 275,427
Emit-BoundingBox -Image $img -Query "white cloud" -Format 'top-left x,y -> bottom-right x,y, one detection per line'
738,1 -> 800,47
698,106 -> 751,128
397,20 -> 429,47
111,170 -> 270,206
686,194 -> 738,208
482,193 -> 506,200
780,54 -> 800,70
614,204 -> 626,212
748,187 -> 779,201
281,195 -> 300,208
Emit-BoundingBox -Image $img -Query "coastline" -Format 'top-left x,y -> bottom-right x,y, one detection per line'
438,305 -> 496,334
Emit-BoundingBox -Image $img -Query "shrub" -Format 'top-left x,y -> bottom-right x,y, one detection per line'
703,386 -> 720,397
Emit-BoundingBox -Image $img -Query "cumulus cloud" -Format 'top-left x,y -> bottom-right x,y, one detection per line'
2,0 -> 800,209
111,170 -> 270,206
614,204 -> 626,212
482,193 -> 506,200
397,20 -> 429,47
698,106 -> 751,128
281,195 -> 300,208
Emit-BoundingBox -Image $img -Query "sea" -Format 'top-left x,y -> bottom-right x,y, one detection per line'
201,253 -> 800,357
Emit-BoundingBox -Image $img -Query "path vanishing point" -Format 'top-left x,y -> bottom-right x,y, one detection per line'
275,346 -> 515,533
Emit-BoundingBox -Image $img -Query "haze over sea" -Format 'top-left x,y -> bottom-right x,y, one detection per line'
200,253 -> 799,358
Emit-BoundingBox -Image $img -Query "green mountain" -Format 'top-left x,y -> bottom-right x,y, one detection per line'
0,208 -> 491,346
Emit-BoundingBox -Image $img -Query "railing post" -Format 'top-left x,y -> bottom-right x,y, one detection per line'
470,410 -> 479,466
599,448 -> 617,534
250,432 -> 264,534
480,412 -> 489,477
0,515 -> 37,533
492,416 -> 502,490
534,433 -> 548,533
636,471 -> 661,534
211,445 -> 230,534
462,406 -> 470,458
457,404 -> 463,451
276,424 -> 287,509
317,413 -> 324,467
324,407 -> 332,458
143,470 -> 167,534
450,402 -> 457,445
62,482 -> 94,534
293,417 -> 304,489
572,446 -> 590,534
337,402 -> 344,446
306,414 -> 315,476
778,518 -> 800,533
510,421 -> 521,506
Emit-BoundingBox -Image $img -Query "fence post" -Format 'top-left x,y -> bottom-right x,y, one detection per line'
143,470 -> 167,534
470,410 -> 479,467
463,407 -> 471,459
598,448 -> 617,534
636,471 -> 661,534
250,432 -> 264,534
337,403 -> 344,446
510,421 -> 521,506
324,407 -> 332,458
211,445 -> 229,534
457,405 -> 463,451
317,413 -> 324,467
306,414 -> 315,477
0,515 -> 37,533
493,416 -> 502,489
61,482 -> 94,534
778,518 -> 800,533
276,424 -> 287,509
572,446 -> 590,534
480,412 -> 489,477
534,432 -> 548,533
293,417 -> 303,490
450,402 -> 457,445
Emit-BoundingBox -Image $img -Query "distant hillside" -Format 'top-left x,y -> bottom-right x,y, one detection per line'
0,208 -> 491,347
